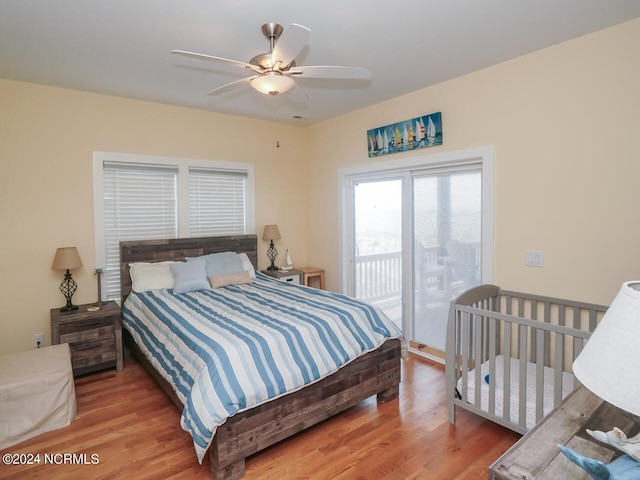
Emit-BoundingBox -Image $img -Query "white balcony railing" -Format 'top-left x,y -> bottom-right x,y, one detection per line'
355,242 -> 481,303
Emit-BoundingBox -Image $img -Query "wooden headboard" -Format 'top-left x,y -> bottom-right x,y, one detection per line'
119,234 -> 258,304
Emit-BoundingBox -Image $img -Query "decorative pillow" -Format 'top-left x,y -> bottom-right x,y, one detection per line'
187,252 -> 244,277
238,253 -> 256,278
170,259 -> 211,294
209,270 -> 252,288
129,261 -> 177,292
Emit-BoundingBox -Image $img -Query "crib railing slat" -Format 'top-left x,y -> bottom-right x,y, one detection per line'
503,321 -> 512,422
518,324 -> 528,428
461,310 -> 470,403
554,331 -> 565,406
474,313 -> 483,408
535,328 -> 545,423
488,317 -> 497,417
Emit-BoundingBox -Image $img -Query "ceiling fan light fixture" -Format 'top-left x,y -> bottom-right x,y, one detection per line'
251,73 -> 295,96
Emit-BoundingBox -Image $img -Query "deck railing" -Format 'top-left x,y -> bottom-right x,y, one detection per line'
355,251 -> 403,301
355,242 -> 481,302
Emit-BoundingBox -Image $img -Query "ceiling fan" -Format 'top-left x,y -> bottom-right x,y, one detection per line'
171,22 -> 371,97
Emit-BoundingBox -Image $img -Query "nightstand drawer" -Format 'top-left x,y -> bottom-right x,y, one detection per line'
279,274 -> 301,284
60,324 -> 115,344
68,337 -> 117,376
59,317 -> 115,336
261,269 -> 303,284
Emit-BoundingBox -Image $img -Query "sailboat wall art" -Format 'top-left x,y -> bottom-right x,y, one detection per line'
367,112 -> 442,158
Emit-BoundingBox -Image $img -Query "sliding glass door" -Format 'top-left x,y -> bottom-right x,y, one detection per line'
353,179 -> 403,329
343,148 -> 492,359
413,170 -> 482,351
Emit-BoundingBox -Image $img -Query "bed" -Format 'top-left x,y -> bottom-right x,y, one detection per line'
119,235 -> 404,480
445,284 -> 607,435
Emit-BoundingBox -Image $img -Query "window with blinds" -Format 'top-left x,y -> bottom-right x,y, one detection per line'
95,154 -> 254,302
102,163 -> 178,299
189,168 -> 246,236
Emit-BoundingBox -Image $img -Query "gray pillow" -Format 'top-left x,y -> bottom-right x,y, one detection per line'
170,259 -> 211,293
187,252 -> 244,277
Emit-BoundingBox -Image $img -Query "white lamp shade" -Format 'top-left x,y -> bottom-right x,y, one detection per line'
251,74 -> 295,96
573,281 -> 640,417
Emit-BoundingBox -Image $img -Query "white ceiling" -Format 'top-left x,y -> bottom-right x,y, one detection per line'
1,1 -> 639,126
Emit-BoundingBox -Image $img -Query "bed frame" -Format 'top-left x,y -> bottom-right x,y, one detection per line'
120,235 -> 402,480
445,284 -> 607,435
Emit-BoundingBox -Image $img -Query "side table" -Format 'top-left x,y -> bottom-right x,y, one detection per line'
261,269 -> 303,285
51,301 -> 123,376
298,266 -> 325,289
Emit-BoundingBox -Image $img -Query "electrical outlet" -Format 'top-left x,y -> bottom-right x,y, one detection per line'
33,333 -> 44,349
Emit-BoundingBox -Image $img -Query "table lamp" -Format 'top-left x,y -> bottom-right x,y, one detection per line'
262,225 -> 281,271
51,247 -> 83,312
559,281 -> 640,478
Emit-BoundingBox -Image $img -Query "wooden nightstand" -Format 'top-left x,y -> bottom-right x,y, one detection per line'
50,301 -> 123,377
261,269 -> 303,285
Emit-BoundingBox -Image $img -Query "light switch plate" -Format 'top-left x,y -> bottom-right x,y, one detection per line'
525,250 -> 544,267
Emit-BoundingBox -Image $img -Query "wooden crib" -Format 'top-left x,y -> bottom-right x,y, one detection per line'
445,284 -> 608,434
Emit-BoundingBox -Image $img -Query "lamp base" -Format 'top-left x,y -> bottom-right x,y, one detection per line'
266,241 -> 279,271
59,270 -> 79,313
60,304 -> 79,312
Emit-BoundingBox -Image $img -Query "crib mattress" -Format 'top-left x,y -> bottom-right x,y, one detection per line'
456,355 -> 575,429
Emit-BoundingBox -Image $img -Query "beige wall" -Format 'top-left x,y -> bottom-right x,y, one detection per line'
1,18 -> 638,354
306,18 -> 640,304
0,81 -> 310,353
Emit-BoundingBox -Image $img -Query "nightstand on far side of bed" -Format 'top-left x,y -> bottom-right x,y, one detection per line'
50,301 -> 123,377
261,268 -> 303,285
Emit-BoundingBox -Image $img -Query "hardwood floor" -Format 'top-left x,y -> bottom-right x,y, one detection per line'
0,354 -> 520,479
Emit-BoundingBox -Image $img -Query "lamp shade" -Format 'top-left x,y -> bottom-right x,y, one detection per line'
51,247 -> 83,271
262,225 -> 281,241
251,73 -> 295,96
573,281 -> 640,417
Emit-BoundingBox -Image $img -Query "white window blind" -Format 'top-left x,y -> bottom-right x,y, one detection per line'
189,168 -> 247,236
95,152 -> 254,302
102,162 -> 178,299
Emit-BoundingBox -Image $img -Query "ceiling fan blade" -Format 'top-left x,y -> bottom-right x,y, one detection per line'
207,76 -> 256,96
172,50 -> 261,73
292,82 -> 309,102
271,24 -> 310,69
293,65 -> 371,79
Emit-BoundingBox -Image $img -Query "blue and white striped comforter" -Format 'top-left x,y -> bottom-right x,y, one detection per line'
122,273 -> 403,462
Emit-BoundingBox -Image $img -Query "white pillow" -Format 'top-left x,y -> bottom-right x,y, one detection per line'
129,261 -> 177,292
238,253 -> 256,278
